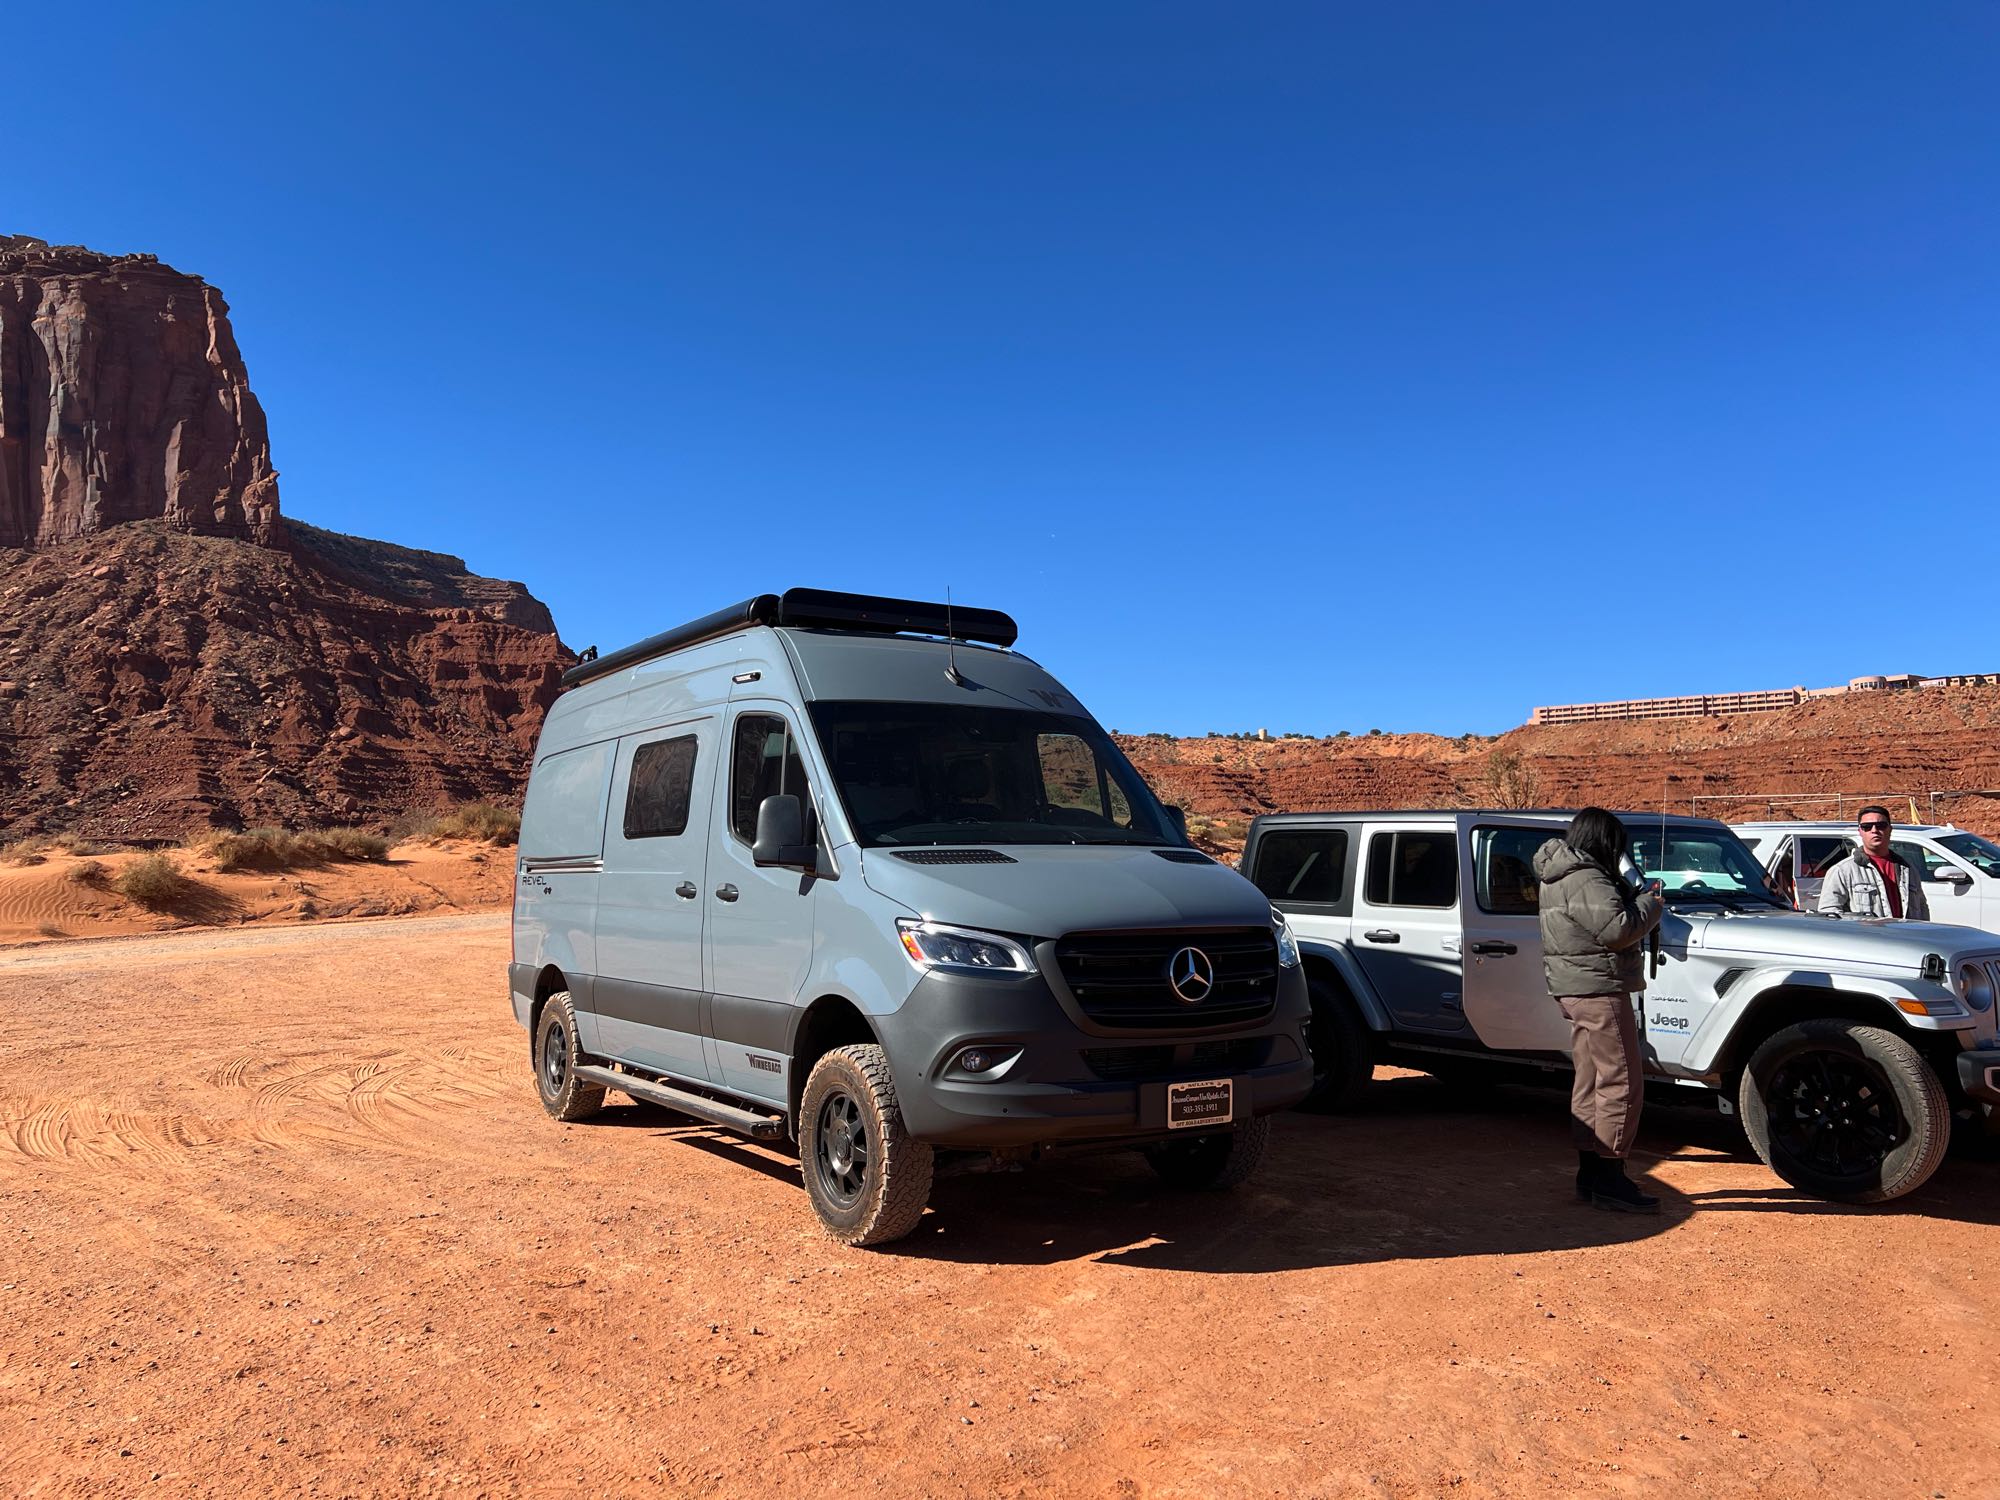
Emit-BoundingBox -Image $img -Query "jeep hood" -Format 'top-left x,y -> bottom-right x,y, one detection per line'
1685,905 -> 1999,965
856,845 -> 1274,938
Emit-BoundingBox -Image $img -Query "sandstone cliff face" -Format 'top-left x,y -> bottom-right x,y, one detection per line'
0,234 -> 281,549
0,522 -> 570,838
0,234 -> 570,837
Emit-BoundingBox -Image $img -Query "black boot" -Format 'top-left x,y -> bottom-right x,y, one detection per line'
1575,1150 -> 1603,1202
1589,1159 -> 1660,1215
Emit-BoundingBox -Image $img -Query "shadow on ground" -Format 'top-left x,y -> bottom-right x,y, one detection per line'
600,1072 -> 2000,1272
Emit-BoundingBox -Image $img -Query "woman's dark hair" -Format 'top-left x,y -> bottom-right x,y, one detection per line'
1565,806 -> 1630,872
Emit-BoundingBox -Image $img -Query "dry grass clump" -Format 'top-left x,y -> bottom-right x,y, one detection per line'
198,827 -> 391,872
67,859 -> 108,886
402,801 -> 520,846
116,853 -> 191,909
3,833 -> 110,862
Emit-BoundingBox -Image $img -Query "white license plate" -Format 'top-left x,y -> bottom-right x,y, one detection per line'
1166,1078 -> 1233,1130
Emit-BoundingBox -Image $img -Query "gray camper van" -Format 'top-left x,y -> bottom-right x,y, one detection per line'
510,589 -> 1311,1245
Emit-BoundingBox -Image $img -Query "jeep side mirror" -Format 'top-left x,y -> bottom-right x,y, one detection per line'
752,794 -> 814,868
1163,805 -> 1189,844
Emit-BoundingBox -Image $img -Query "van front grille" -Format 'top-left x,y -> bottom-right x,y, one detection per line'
1079,1037 -> 1272,1082
1052,927 -> 1279,1031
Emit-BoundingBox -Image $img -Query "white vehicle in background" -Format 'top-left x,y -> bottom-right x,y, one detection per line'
1733,822 -> 2000,934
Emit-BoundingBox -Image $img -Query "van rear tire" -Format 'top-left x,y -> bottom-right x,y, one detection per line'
799,1044 -> 934,1247
1737,1020 -> 1949,1203
534,992 -> 607,1122
1144,1114 -> 1271,1190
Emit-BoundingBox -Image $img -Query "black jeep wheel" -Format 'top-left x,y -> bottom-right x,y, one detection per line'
1737,1020 -> 1949,1203
1301,978 -> 1373,1111
798,1044 -> 934,1246
1144,1114 -> 1272,1190
534,991 -> 606,1123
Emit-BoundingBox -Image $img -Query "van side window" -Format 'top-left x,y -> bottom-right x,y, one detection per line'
730,714 -> 811,843
519,741 -> 615,861
1364,830 -> 1458,908
623,736 -> 698,840
1473,826 -> 1547,915
1251,828 -> 1347,905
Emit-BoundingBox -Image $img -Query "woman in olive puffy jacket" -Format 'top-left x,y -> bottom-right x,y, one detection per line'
1532,808 -> 1665,1213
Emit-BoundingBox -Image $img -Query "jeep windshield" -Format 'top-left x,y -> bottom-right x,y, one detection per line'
1937,832 -> 2000,879
1626,826 -> 1783,905
807,700 -> 1176,848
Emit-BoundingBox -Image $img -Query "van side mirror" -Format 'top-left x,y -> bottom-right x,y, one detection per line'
752,794 -> 815,868
1163,805 -> 1189,844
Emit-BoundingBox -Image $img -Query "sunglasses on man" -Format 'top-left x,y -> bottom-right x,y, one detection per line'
1859,820 -> 1891,832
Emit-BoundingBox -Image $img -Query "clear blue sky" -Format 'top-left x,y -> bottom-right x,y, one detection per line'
12,4 -> 1997,735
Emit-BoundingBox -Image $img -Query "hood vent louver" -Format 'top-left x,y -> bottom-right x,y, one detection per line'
1153,849 -> 1215,865
890,849 -> 1017,865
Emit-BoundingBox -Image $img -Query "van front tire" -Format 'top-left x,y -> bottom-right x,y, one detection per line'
1145,1114 -> 1271,1190
799,1044 -> 934,1247
534,992 -> 607,1122
1737,1020 -> 1949,1203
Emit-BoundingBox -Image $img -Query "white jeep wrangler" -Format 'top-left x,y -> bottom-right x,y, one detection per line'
1246,810 -> 2000,1203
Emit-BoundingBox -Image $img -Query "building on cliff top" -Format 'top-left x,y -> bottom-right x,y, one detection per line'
1530,671 -> 2000,726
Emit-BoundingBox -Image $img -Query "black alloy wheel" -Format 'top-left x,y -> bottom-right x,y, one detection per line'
813,1088 -> 871,1210
543,1016 -> 572,1096
1765,1049 -> 1903,1178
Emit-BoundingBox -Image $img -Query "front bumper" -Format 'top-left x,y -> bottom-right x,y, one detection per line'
1955,1046 -> 2000,1108
876,962 -> 1312,1149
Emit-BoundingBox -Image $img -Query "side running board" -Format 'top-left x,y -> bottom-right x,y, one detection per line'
574,1064 -> 787,1141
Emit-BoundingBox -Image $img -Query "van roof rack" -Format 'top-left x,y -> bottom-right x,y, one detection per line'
561,587 -> 1019,689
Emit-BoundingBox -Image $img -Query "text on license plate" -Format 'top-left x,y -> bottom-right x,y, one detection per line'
1167,1078 -> 1233,1130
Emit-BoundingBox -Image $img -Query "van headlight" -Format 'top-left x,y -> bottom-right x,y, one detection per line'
1273,909 -> 1301,969
896,920 -> 1035,975
1958,963 -> 1995,1013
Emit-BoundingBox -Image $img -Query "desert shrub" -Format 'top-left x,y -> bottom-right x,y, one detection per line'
36,923 -> 66,939
6,833 -> 108,860
116,853 -> 189,908
412,801 -> 521,845
310,828 -> 391,862
67,859 -> 108,886
3,850 -> 47,867
1483,749 -> 1542,809
201,827 -> 391,871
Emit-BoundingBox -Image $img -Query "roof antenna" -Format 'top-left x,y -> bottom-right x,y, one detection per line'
944,585 -> 965,687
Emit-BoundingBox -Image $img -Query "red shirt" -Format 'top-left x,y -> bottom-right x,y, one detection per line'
1867,852 -> 1903,918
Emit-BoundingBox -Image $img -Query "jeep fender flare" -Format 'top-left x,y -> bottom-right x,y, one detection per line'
1296,938 -> 1394,1034
1683,967 -> 1963,1077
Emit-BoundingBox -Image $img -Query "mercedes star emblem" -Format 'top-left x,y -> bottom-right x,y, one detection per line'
1168,946 -> 1215,1003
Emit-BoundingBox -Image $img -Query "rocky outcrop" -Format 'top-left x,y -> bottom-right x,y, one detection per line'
0,234 -> 282,549
0,235 -> 571,838
0,522 -> 572,839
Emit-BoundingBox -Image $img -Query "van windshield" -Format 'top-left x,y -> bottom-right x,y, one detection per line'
807,701 -> 1176,847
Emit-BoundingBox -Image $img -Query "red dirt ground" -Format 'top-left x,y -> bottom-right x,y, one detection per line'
2,914 -> 1993,1497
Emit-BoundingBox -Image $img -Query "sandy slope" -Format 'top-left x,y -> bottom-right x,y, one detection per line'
0,842 -> 510,947
0,915 -> 1994,1497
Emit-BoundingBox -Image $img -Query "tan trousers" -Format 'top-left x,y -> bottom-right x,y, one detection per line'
1558,993 -> 1642,1158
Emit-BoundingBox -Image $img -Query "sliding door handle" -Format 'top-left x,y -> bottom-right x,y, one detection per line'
675,881 -> 698,900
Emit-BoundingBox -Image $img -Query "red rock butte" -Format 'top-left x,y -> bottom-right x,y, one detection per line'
0,234 -> 572,838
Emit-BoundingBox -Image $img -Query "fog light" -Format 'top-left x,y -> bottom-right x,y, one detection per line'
959,1048 -> 996,1073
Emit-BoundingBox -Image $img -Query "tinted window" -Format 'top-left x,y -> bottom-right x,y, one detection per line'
1364,830 -> 1459,908
1627,827 -> 1779,900
1252,828 -> 1348,905
1937,832 -> 2000,879
1797,836 -> 1851,878
730,714 -> 811,843
1474,826 -> 1548,915
623,736 -> 697,839
806,701 -> 1172,848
